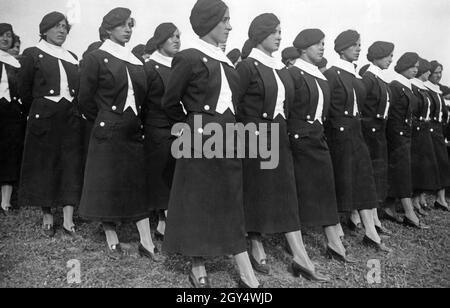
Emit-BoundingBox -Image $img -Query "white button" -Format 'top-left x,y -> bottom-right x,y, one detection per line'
100,122 -> 105,127
13,97 -> 17,100
344,111 -> 349,115
431,129 -> 434,132
203,57 -> 208,63
198,128 -> 204,134
301,71 -> 305,75
112,106 -> 117,111
204,105 -> 210,111
306,115 -> 311,120
400,132 -> 404,136
142,135 -> 145,140
104,58 -> 109,63
39,54 -> 43,58
337,71 -> 341,75
255,131 -> 260,136
72,89 -> 75,93
294,134 -> 300,139
372,128 -> 376,133
417,127 -> 420,131
155,65 -> 159,69
340,127 -> 345,132
49,90 -> 55,94
420,117 -> 424,121
35,114 -> 40,119
262,113 -> 268,118
377,114 -> 381,118
254,62 -> 259,66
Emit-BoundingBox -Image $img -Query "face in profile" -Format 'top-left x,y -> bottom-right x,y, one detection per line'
108,18 -> 135,46
207,9 -> 232,46
260,24 -> 282,54
402,62 -> 419,80
374,52 -> 394,70
304,39 -> 325,64
341,38 -> 361,62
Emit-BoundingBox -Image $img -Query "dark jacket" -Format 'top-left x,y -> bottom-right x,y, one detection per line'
361,71 -> 391,119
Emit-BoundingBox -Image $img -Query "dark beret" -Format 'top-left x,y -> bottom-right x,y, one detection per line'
430,60 -> 443,74
248,13 -> 280,46
394,52 -> 420,73
334,30 -> 360,53
367,41 -> 395,62
101,7 -> 131,31
282,47 -> 300,63
39,12 -> 68,35
416,58 -> 431,77
82,41 -> 103,60
293,29 -> 325,50
190,0 -> 228,37
0,23 -> 13,36
227,48 -> 241,64
317,57 -> 328,69
132,44 -> 146,58
149,23 -> 178,51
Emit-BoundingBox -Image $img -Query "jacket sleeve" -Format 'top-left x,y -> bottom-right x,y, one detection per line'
161,53 -> 191,125
78,53 -> 99,122
17,48 -> 35,116
235,61 -> 253,116
288,67 -> 307,115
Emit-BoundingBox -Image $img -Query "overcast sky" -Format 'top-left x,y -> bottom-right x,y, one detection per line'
1,0 -> 449,85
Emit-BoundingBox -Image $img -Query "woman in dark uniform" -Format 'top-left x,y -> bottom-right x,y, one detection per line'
324,30 -> 389,252
18,12 -> 83,237
288,28 -> 353,263
425,61 -> 450,212
410,59 -> 440,215
78,8 -> 157,260
0,24 -> 25,214
162,0 -> 260,288
237,16 -> 329,281
387,52 -> 429,229
360,41 -> 395,234
143,22 -> 181,240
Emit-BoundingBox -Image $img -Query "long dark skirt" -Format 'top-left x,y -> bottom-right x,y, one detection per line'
325,117 -> 379,212
411,120 -> 440,192
241,115 -> 300,234
144,125 -> 175,210
19,98 -> 83,208
163,110 -> 248,257
361,118 -> 389,202
289,120 -> 339,227
79,110 -> 150,222
0,99 -> 26,185
430,121 -> 450,188
386,121 -> 413,198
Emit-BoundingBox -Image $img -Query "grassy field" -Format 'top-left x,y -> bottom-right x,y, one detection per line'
0,202 -> 449,288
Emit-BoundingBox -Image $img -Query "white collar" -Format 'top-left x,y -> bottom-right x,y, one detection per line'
294,58 -> 326,80
334,58 -> 361,79
36,40 -> 78,65
393,72 -> 412,90
366,64 -> 390,83
411,78 -> 427,90
248,48 -> 285,70
424,81 -> 443,94
149,50 -> 173,68
0,49 -> 20,68
99,39 -> 143,66
192,38 -> 234,67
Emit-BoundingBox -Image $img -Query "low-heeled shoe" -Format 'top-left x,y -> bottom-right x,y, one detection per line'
434,201 -> 450,212
362,236 -> 392,253
138,244 -> 161,262
403,217 -> 430,230
326,246 -> 357,264
291,261 -> 330,282
249,254 -> 270,275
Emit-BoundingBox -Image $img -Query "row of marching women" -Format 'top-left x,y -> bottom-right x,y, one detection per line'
1,0 -> 450,288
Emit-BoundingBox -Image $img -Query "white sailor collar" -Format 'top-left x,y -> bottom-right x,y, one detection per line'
334,58 -> 362,79
411,78 -> 427,90
424,80 -> 443,94
100,39 -> 143,66
393,72 -> 412,90
192,38 -> 234,67
36,40 -> 78,65
149,50 -> 173,68
0,49 -> 20,68
366,64 -> 390,84
248,48 -> 285,70
294,58 -> 326,81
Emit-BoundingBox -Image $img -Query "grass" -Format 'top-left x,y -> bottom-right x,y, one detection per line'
0,199 -> 449,288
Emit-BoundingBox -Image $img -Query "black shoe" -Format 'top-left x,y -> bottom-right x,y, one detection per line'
291,261 -> 330,282
326,246 -> 357,264
348,219 -> 363,232
403,216 -> 430,229
63,226 -> 79,238
434,201 -> 450,212
154,230 -> 164,241
238,279 -> 264,289
375,225 -> 393,236
189,271 -> 210,288
107,244 -> 123,260
138,243 -> 161,262
362,235 -> 392,253
381,209 -> 404,224
414,207 -> 428,217
249,254 -> 270,275
42,224 -> 55,238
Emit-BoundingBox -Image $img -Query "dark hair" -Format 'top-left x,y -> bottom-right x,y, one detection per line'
39,17 -> 71,41
13,35 -> 20,44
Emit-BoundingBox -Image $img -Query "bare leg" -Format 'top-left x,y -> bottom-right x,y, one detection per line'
336,223 -> 345,238
249,233 -> 267,263
156,210 -> 166,235
42,207 -> 54,226
372,208 -> 382,228
412,195 -> 421,210
191,257 -> 207,279
437,189 -> 449,207
402,198 -> 420,224
136,218 -> 156,253
360,209 -> 381,243
103,222 -> 119,248
63,205 -> 75,230
350,210 -> 362,225
324,225 -> 346,256
420,193 -> 427,207
1,185 -> 13,211
286,231 -> 314,271
234,252 -> 260,288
